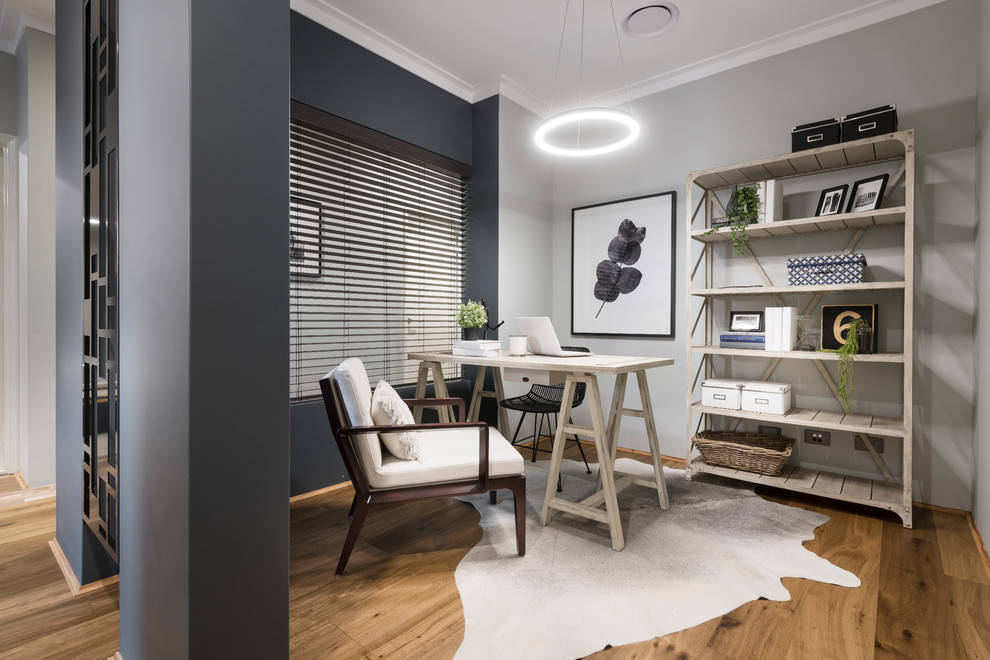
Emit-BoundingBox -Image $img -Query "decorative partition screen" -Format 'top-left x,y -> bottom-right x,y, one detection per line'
83,0 -> 119,563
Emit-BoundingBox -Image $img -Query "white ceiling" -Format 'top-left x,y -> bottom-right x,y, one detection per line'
292,0 -> 944,115
0,0 -> 54,54
1,0 -> 942,114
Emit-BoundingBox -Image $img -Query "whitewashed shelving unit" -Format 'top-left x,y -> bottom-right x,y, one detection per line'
684,130 -> 915,527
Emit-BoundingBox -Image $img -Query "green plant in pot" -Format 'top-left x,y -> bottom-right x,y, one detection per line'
456,300 -> 488,341
702,184 -> 761,256
833,318 -> 872,414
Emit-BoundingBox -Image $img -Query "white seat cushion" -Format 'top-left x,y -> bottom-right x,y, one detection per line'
371,380 -> 421,461
368,425 -> 524,490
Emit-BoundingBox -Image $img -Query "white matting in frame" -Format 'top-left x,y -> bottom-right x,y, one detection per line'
571,192 -> 676,337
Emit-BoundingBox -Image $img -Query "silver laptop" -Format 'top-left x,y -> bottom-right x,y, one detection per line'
515,317 -> 591,357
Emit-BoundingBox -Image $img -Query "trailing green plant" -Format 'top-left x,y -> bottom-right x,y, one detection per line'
701,185 -> 761,256
456,300 -> 487,328
830,318 -> 871,414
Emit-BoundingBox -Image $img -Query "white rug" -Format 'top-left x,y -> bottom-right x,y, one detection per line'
454,458 -> 860,660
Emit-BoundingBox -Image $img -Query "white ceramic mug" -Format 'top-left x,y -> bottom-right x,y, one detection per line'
508,335 -> 528,356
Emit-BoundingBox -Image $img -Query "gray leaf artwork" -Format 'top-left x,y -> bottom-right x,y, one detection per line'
594,219 -> 646,318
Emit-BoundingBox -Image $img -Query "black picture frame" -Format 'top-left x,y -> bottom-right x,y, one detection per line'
820,304 -> 877,350
846,174 -> 889,214
729,310 -> 764,333
815,184 -> 849,216
571,191 -> 676,337
290,196 -> 323,278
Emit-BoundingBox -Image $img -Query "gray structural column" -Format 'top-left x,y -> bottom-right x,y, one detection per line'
116,0 -> 290,657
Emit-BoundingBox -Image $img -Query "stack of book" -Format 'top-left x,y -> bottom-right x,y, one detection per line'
719,332 -> 765,350
452,339 -> 501,357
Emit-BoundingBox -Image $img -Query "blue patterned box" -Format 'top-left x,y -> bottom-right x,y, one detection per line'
786,253 -> 866,286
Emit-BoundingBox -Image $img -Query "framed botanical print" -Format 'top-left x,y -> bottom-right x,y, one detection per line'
571,192 -> 676,337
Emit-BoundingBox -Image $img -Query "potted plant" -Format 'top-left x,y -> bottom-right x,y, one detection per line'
832,318 -> 871,414
702,184 -> 761,255
456,300 -> 488,341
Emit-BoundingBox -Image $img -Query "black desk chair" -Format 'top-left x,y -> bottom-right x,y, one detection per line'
498,347 -> 592,484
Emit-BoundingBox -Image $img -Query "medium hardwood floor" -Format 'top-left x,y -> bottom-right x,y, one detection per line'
2,445 -> 989,659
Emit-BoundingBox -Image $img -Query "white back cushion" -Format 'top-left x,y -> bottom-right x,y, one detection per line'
331,358 -> 383,469
371,380 -> 421,461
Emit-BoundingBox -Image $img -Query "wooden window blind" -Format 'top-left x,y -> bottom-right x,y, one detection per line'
289,102 -> 470,401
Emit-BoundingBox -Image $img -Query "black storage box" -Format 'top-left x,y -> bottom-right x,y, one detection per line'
791,117 -> 841,152
840,104 -> 897,142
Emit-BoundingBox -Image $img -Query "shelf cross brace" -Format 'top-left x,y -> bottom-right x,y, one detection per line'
857,433 -> 896,483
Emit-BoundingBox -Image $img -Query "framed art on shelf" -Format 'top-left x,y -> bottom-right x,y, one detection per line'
816,184 -> 848,216
820,304 -> 877,350
729,310 -> 764,333
571,191 -> 676,337
846,174 -> 889,213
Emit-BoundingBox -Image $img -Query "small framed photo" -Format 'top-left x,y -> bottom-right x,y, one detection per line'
846,174 -> 889,213
816,184 -> 848,216
729,310 -> 764,333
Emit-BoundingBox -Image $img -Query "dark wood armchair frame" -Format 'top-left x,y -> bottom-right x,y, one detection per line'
319,376 -> 526,576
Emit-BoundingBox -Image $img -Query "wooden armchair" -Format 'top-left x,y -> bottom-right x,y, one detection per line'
320,358 -> 527,575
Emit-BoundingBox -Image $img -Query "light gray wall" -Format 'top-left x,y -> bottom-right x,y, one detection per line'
118,0 -> 289,656
15,28 -> 55,488
975,0 -> 990,538
498,96 -> 555,413
537,0 -> 978,509
0,51 -> 15,135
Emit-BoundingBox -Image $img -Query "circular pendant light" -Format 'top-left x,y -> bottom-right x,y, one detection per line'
535,107 -> 640,157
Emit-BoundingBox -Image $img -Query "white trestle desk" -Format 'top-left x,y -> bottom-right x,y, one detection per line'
407,350 -> 675,551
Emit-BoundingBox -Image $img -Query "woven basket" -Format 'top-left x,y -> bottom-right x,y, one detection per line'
692,430 -> 794,476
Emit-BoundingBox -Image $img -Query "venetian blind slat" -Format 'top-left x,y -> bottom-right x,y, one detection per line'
289,108 -> 468,401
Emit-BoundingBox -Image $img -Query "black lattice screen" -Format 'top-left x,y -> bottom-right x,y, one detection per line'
82,0 -> 119,563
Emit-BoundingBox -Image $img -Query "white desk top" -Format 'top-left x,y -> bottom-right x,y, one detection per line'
408,350 -> 674,375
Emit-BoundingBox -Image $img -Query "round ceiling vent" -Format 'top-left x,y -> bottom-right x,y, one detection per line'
621,3 -> 679,39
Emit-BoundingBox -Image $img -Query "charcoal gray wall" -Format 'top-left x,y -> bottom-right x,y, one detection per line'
287,13 -> 498,495
55,0 -> 116,587
291,11 -> 471,165
117,0 -> 289,657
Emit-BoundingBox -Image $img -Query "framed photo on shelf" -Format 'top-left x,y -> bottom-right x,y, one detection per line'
729,310 -> 764,332
571,191 -> 676,337
846,174 -> 889,213
820,304 -> 877,350
815,184 -> 848,216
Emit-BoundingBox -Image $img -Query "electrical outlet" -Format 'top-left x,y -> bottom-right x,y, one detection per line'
759,425 -> 781,436
804,429 -> 831,446
855,436 -> 884,454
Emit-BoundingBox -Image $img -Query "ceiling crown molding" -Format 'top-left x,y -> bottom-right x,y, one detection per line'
0,8 -> 56,55
291,0 -> 476,103
530,0 -> 947,111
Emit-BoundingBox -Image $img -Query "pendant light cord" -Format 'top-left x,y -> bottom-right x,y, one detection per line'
608,0 -> 635,115
546,0 -> 572,120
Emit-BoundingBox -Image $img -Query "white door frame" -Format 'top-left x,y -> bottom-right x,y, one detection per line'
1,132 -> 20,475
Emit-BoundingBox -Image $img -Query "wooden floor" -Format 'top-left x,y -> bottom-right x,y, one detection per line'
2,445 -> 989,659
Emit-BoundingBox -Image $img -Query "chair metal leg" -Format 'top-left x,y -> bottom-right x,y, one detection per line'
531,414 -> 541,462
336,497 -> 371,576
510,411 -> 528,445
489,490 -> 497,505
570,419 -> 592,474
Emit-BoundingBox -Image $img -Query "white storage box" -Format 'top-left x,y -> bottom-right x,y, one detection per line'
741,381 -> 792,415
701,379 -> 746,410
